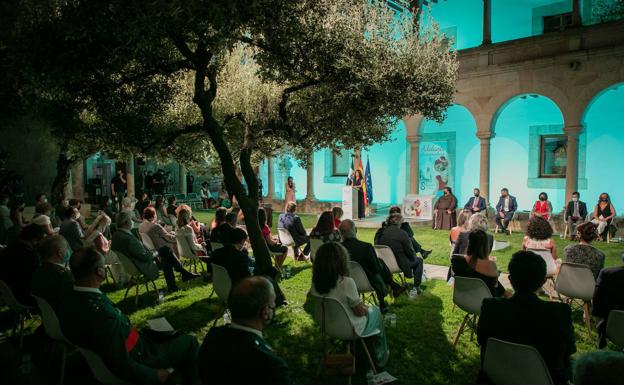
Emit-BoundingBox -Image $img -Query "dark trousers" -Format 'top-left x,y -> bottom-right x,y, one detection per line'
411,238 -> 423,254
408,256 -> 424,287
157,246 -> 189,290
495,212 -> 514,231
114,193 -> 125,212
134,334 -> 200,385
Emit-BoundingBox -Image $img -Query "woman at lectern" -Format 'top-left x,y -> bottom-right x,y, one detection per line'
352,170 -> 365,219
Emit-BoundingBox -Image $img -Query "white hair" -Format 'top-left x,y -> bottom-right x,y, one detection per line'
468,213 -> 489,232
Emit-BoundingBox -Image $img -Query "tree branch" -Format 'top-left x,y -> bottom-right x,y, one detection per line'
114,60 -> 193,87
139,124 -> 203,152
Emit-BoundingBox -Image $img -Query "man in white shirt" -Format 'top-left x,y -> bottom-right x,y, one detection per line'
564,192 -> 588,240
495,188 -> 518,235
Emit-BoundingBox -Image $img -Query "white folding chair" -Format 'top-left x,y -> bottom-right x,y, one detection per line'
209,263 -> 232,327
309,294 -> 379,383
452,276 -> 492,347
278,228 -> 302,261
606,310 -> 624,351
211,241 -> 224,251
77,347 -> 132,385
33,295 -> 72,385
555,262 -> 596,334
176,238 -> 205,274
139,232 -> 157,251
0,279 -> 34,348
348,261 -> 378,305
527,248 -> 558,299
309,238 -> 324,262
115,251 -> 158,307
374,245 -> 407,287
483,338 -> 554,385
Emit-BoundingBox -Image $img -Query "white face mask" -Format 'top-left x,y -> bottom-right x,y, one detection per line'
75,212 -> 81,220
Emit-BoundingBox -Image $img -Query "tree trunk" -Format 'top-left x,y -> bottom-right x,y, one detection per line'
50,151 -> 74,204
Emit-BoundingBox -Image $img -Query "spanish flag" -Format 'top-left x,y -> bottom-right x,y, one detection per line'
356,157 -> 368,207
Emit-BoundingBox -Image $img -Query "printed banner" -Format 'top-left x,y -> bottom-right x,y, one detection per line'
419,141 -> 453,197
402,194 -> 435,220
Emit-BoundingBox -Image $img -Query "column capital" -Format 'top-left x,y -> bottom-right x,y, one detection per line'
564,124 -> 583,137
476,131 -> 494,141
406,134 -> 422,143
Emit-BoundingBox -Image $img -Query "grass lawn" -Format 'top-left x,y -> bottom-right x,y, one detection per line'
1,209 -> 621,384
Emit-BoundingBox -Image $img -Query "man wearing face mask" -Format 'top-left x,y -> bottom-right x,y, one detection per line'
58,247 -> 200,385
464,188 -> 487,214
59,206 -> 85,252
495,188 -> 518,235
565,192 -> 587,240
198,276 -> 291,385
31,235 -> 74,310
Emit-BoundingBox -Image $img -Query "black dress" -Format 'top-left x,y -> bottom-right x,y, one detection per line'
596,204 -> 613,238
354,177 -> 365,219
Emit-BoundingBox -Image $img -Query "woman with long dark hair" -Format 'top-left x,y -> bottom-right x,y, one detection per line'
592,192 -> 616,241
310,211 -> 341,242
258,207 -> 287,269
352,169 -> 365,219
310,242 -> 389,367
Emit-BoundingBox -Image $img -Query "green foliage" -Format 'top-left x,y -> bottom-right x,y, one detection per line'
595,0 -> 624,22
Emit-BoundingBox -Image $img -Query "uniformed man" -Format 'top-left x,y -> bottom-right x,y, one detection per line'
58,247 -> 200,385
31,235 -> 74,310
198,276 -> 291,385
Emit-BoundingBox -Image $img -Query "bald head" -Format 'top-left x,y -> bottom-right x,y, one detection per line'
228,276 -> 275,323
338,219 -> 357,239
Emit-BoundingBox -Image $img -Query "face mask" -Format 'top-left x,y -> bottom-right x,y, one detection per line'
63,249 -> 72,264
539,196 -> 546,201
75,212 -> 81,220
108,200 -> 112,205
601,198 -> 608,202
572,197 -> 579,202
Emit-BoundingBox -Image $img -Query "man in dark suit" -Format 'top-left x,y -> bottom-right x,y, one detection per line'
592,254 -> 624,348
495,188 -> 518,235
375,206 -> 432,259
375,213 -> 424,293
277,202 -> 310,258
565,191 -> 588,240
114,211 -> 197,292
59,247 -> 200,385
477,251 -> 576,385
340,220 -> 404,312
211,228 -> 253,283
198,276 -> 291,385
31,235 -> 74,310
0,224 -> 46,306
59,206 -> 85,252
464,188 -> 487,214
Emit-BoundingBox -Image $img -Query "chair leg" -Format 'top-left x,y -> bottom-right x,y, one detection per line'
469,314 -> 477,341
583,301 -> 592,335
123,281 -> 133,301
59,344 -> 67,385
18,314 -> 25,349
360,338 -> 378,375
134,282 -> 139,307
453,313 -> 470,347
208,288 -> 215,300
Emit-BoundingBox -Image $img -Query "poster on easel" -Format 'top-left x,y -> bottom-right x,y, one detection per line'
419,141 -> 453,199
402,195 -> 435,220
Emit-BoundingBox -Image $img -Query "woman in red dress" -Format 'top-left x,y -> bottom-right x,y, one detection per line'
531,192 -> 553,221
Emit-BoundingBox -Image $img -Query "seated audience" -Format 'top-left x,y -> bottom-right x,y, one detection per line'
530,192 -> 553,221
573,351 -> 624,385
198,276 -> 291,385
135,191 -> 151,219
495,188 -> 517,235
31,235 -> 74,310
278,202 -> 310,260
0,224 -> 45,306
258,207 -> 287,270
310,242 -> 389,368
130,210 -> 197,291
591,192 -> 616,241
35,193 -> 47,205
175,208 -> 207,258
452,214 -> 494,256
166,195 -> 178,221
153,195 -> 170,226
32,202 -> 55,235
433,187 -> 457,230
332,206 -> 343,229
564,222 -> 605,279
592,253 -> 624,348
10,199 -> 27,228
340,219 -> 405,312
116,197 -> 141,228
565,191 -> 587,240
53,197 -> 70,227
477,250 -> 576,385
175,204 -> 208,241
69,199 -> 88,231
211,228 -> 254,283
464,188 -> 487,214
451,230 -> 507,297
210,207 -> 227,231
309,211 -> 341,243
210,208 -> 234,245
375,205 -> 432,259
450,210 -> 471,245
522,216 -> 559,276
59,206 -> 85,252
59,247 -> 200,385
375,213 -> 424,293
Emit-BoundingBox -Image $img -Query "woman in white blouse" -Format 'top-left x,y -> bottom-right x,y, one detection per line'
176,208 -> 207,257
309,242 -> 389,368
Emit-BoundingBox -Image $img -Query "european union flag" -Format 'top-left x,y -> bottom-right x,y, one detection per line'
364,157 -> 373,205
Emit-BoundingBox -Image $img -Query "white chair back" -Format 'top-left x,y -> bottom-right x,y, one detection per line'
484,338 -> 554,385
349,261 -> 375,294
139,232 -> 156,251
176,236 -> 195,259
309,238 -> 324,261
77,347 -> 132,385
211,263 -> 232,305
309,294 -> 359,340
452,276 -> 492,315
33,295 -> 69,343
211,242 -> 224,251
115,252 -> 141,276
0,279 -> 30,311
606,310 -> 624,350
555,262 -> 595,301
492,240 -> 510,251
374,245 -> 401,274
237,225 -> 247,233
527,249 -> 557,277
277,228 -> 296,247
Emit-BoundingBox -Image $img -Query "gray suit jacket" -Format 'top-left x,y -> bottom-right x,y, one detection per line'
59,218 -> 84,252
375,225 -> 417,277
111,229 -> 159,280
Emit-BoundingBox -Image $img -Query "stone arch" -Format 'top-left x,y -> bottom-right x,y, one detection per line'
579,81 -> 624,125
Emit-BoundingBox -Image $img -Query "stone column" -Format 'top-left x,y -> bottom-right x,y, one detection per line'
406,135 -> 422,194
125,155 -> 135,198
572,0 -> 582,27
267,157 -> 276,199
70,161 -> 85,200
564,125 -> 582,201
178,163 -> 187,195
477,131 -> 493,201
305,154 -> 315,201
482,0 -> 492,45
